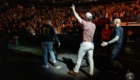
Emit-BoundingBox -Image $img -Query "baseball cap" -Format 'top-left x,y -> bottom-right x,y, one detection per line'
86,12 -> 92,19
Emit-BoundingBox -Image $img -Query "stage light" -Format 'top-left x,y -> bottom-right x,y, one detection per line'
56,66 -> 62,69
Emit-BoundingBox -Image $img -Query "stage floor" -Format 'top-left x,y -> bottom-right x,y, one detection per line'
0,43 -> 140,80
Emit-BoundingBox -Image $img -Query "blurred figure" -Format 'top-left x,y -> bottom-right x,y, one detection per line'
110,27 -> 115,40
137,13 -> 140,23
12,24 -> 18,35
54,26 -> 58,34
101,24 -> 111,53
29,26 -> 35,44
73,23 -> 80,35
68,26 -> 73,35
57,24 -> 62,34
0,21 -> 9,66
127,30 -> 135,42
110,27 -> 115,50
61,24 -> 66,34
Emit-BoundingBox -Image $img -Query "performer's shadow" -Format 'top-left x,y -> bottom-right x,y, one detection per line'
57,57 -> 98,79
57,57 -> 75,70
57,57 -> 125,80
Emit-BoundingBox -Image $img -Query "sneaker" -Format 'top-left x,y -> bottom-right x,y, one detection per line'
43,65 -> 49,68
53,63 -> 57,66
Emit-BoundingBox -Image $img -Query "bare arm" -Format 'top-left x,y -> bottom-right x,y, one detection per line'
101,36 -> 119,47
71,4 -> 82,23
108,36 -> 119,44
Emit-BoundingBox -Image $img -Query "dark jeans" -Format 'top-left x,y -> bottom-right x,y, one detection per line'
41,42 -> 56,66
111,46 -> 123,61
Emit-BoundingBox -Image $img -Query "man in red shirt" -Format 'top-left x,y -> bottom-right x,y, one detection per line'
101,24 -> 111,52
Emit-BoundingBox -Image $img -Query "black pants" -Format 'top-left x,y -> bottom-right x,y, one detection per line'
0,40 -> 9,65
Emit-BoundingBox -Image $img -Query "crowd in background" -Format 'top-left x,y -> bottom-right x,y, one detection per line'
28,0 -> 96,3
0,3 -> 8,10
0,0 -> 140,44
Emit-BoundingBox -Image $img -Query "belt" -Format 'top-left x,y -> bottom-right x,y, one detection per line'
83,41 -> 91,42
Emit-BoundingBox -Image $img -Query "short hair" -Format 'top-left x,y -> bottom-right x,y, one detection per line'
86,12 -> 92,19
45,20 -> 51,25
86,12 -> 93,22
114,19 -> 121,24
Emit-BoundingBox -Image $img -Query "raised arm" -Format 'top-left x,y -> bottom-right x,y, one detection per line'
110,17 -> 114,26
71,4 -> 82,23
